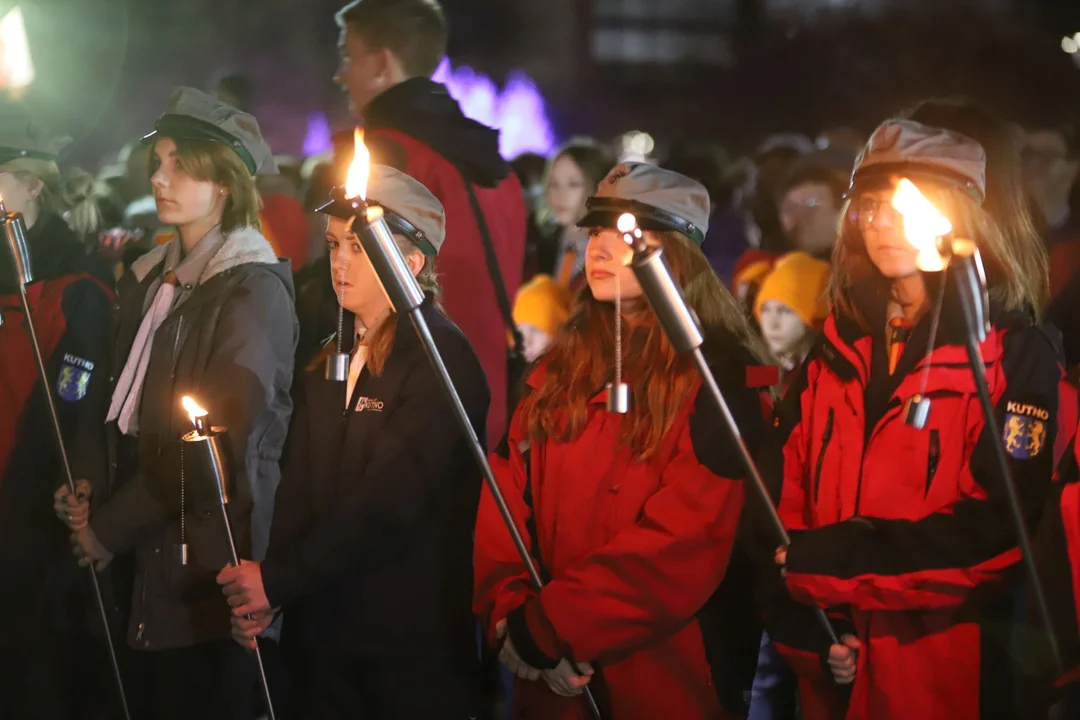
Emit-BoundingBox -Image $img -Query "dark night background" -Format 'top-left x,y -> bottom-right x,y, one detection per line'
6,0 -> 1080,170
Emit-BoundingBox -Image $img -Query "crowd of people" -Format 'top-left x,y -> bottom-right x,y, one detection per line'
3,0 -> 1080,719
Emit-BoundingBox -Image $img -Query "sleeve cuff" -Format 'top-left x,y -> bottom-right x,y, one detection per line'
506,599 -> 562,670
260,557 -> 295,610
89,516 -> 127,557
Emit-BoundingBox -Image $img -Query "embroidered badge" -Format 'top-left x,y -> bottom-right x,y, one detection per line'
608,169 -> 628,185
354,397 -> 385,413
57,354 -> 94,402
1003,401 -> 1049,460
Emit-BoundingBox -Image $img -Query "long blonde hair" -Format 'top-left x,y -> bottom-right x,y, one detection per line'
832,180 -> 1048,328
2,158 -> 102,237
519,230 -> 766,461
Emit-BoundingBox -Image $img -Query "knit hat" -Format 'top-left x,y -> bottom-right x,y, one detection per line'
513,275 -> 573,337
754,252 -> 831,328
850,119 -> 986,203
731,249 -> 778,293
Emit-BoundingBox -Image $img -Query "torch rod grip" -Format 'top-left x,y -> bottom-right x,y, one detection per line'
406,308 -> 604,720
689,348 -> 840,646
216,498 -> 277,720
16,285 -> 132,720
958,305 -> 1063,677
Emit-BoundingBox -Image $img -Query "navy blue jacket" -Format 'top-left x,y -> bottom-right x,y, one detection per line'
262,295 -> 490,661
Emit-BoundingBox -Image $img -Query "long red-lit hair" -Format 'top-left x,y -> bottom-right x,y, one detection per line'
518,230 -> 766,460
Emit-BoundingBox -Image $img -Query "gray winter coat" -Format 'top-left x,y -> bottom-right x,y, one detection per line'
91,226 -> 297,651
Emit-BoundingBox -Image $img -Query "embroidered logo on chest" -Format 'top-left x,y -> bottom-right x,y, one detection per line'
1003,401 -> 1049,460
354,397 -> 385,413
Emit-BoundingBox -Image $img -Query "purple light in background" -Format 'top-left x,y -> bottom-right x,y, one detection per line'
432,57 -> 557,159
303,111 -> 333,156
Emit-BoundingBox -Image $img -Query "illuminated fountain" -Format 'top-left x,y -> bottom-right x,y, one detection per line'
432,57 -> 557,159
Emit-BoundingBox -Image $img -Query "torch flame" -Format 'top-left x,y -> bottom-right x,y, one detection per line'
181,396 -> 208,427
891,179 -> 953,272
344,127 -> 370,201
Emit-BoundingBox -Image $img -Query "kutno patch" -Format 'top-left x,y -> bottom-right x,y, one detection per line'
57,354 -> 94,402
1003,400 -> 1049,460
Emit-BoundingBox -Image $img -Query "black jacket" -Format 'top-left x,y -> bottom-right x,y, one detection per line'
0,213 -> 112,648
90,227 -> 297,651
262,296 -> 489,662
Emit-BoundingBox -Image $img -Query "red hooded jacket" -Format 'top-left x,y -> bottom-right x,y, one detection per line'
769,295 -> 1062,720
362,79 -> 526,448
474,340 -> 771,720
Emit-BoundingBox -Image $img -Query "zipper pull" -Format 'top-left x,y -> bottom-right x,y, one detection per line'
135,621 -> 145,643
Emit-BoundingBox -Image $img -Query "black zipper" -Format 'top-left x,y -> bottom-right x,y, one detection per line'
926,429 -> 941,496
813,408 -> 835,505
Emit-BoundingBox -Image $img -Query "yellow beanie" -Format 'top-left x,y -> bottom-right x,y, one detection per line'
754,252 -> 831,328
513,274 -> 573,337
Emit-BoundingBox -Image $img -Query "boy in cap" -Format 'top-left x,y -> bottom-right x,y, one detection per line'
55,87 -> 297,719
218,164 -> 490,720
0,105 -> 118,717
474,163 -> 774,719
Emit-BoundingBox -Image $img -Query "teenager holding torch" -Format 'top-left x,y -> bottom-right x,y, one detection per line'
54,87 -> 297,719
769,119 -> 1061,719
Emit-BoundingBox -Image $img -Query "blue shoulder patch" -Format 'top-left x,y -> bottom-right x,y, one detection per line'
57,354 -> 94,402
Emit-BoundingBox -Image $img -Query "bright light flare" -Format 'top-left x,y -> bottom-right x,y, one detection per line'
0,8 -> 34,91
344,128 -> 370,200
181,396 -> 208,427
616,213 -> 637,234
892,179 -> 952,272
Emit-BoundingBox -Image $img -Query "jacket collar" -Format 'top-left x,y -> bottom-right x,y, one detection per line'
823,276 -> 1030,392
131,225 -> 277,286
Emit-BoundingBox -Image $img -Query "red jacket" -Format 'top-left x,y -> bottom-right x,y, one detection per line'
363,79 -> 527,448
474,345 -> 769,720
771,304 -> 1062,720
1033,429 -> 1080,700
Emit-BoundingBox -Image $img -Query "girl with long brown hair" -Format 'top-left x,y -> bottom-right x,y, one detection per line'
474,162 -> 772,720
769,118 -> 1061,720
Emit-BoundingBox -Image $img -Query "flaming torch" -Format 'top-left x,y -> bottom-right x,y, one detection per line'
180,396 -> 277,720
615,211 -> 841,646
0,195 -> 131,718
891,178 -> 1061,675
337,131 -> 605,718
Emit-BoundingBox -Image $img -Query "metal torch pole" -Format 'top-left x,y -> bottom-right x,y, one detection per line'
627,233 -> 840,646
2,209 -> 132,720
350,202 -> 605,720
201,431 -> 278,720
949,247 -> 1062,676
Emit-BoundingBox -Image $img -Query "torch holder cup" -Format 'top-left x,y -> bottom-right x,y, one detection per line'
2,210 -> 34,285
628,237 -> 703,354
180,427 -> 235,508
350,200 -> 425,315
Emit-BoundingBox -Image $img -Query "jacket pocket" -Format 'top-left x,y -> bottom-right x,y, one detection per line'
925,429 -> 941,496
813,408 -> 835,505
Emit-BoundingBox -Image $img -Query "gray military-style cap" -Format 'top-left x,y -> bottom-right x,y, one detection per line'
0,104 -> 71,165
317,164 -> 446,256
578,162 -> 710,245
142,87 -> 277,176
850,119 -> 987,204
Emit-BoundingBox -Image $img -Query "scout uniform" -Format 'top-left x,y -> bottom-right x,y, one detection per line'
0,106 -> 117,716
475,163 -> 773,720
260,165 -> 490,719
86,87 -> 297,720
